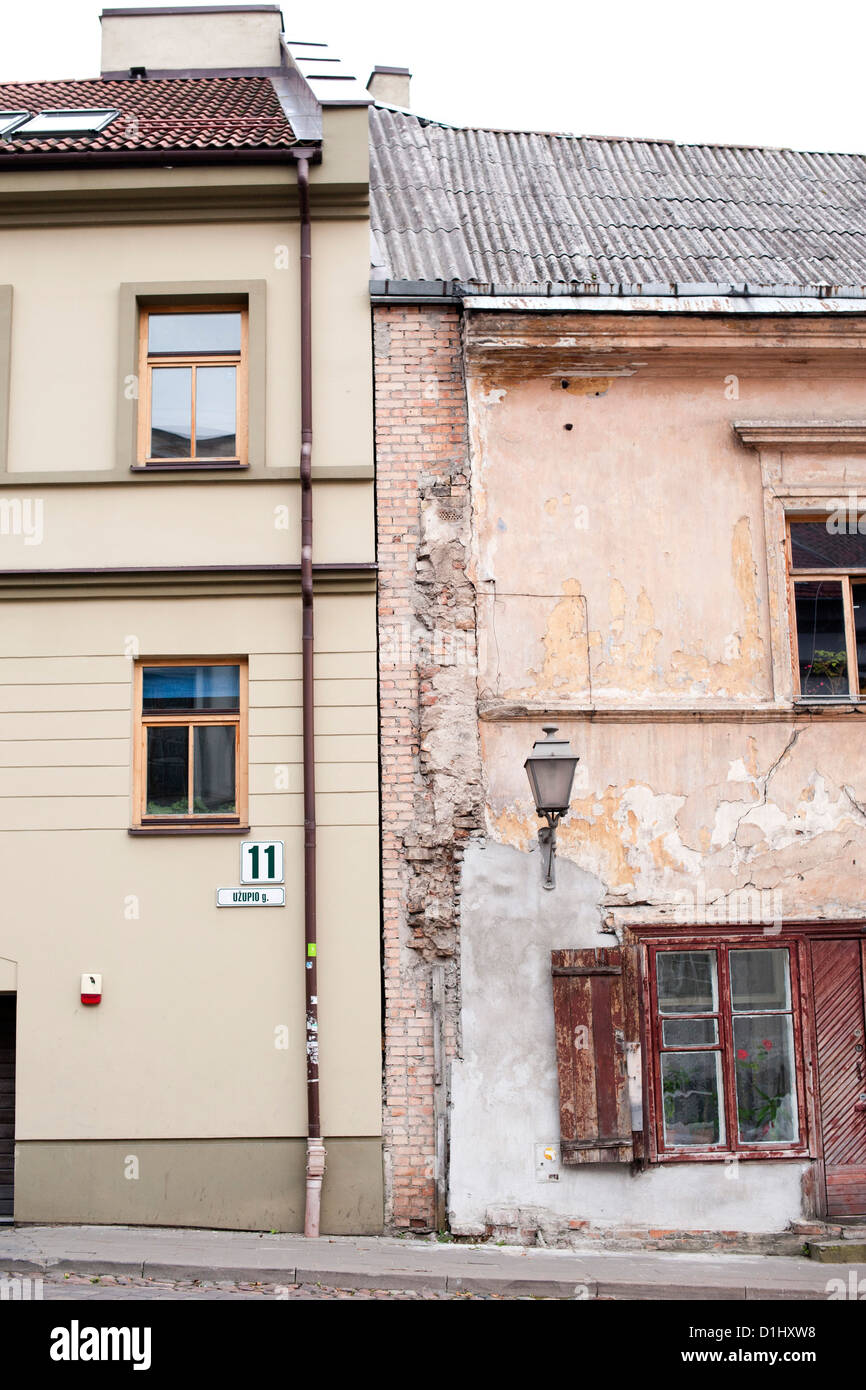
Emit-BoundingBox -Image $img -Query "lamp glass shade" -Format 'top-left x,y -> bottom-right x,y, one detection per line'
524,729 -> 578,814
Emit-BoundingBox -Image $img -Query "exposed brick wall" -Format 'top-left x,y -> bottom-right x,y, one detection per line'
375,304 -> 482,1229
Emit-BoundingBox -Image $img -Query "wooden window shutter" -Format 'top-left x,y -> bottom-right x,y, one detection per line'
552,947 -> 634,1163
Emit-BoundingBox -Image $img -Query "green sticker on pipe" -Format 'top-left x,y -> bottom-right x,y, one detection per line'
307,944 -> 317,957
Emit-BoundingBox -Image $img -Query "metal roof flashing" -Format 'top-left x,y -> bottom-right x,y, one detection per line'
460,292 -> 866,315
272,54 -> 321,142
284,38 -> 371,108
370,279 -> 866,312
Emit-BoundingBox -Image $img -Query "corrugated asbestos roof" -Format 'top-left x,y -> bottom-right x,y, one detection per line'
370,107 -> 866,292
0,76 -> 295,158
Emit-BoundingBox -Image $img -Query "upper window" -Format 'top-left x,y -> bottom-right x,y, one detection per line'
133,659 -> 248,828
11,109 -> 120,137
0,111 -> 29,137
648,943 -> 807,1157
788,518 -> 866,700
136,306 -> 248,469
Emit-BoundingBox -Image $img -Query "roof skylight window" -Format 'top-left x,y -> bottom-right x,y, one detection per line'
0,111 -> 30,137
13,108 -> 121,137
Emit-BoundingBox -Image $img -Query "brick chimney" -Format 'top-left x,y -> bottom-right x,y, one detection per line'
366,65 -> 411,110
100,4 -> 285,78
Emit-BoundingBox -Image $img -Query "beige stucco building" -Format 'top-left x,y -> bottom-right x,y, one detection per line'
0,6 -> 382,1232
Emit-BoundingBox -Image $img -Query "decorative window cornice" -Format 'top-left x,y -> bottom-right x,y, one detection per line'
734,420 -> 866,448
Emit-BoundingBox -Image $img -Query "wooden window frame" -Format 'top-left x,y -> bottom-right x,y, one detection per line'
644,936 -> 811,1163
136,304 -> 249,470
786,514 -> 866,702
132,657 -> 248,829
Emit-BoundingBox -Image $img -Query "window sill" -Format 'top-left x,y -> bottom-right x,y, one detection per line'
130,460 -> 247,472
653,1148 -> 809,1163
129,824 -> 250,837
793,697 -> 866,709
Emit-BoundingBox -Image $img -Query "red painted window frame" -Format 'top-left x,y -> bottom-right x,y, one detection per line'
643,935 -> 812,1163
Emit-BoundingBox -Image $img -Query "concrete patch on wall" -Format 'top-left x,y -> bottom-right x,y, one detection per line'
449,839 -> 808,1236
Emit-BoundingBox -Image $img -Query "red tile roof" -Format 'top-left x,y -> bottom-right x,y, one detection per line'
0,76 -> 296,160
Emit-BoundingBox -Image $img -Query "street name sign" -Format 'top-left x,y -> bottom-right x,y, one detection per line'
216,887 -> 286,908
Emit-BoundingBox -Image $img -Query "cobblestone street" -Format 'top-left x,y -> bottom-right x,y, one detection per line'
27,1271 -> 556,1301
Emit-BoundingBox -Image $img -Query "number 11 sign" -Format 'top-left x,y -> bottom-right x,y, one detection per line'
240,840 -> 284,884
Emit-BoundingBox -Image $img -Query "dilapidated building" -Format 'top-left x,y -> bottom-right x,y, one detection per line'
371,107 -> 866,1245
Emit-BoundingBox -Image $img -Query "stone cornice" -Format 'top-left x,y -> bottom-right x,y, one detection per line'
463,311 -> 866,378
479,699 -> 866,723
733,420 -> 866,448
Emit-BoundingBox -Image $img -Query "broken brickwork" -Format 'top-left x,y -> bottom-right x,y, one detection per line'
375,304 -> 482,1229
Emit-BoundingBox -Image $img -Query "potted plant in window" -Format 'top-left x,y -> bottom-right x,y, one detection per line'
735,1040 -> 791,1142
805,648 -> 847,696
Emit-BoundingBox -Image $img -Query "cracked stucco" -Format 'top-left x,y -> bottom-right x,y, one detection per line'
483,721 -> 866,915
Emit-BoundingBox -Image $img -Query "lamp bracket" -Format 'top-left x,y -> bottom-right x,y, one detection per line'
537,811 -> 562,891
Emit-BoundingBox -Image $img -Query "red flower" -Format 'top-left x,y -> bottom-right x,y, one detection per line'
737,1049 -> 748,1060
762,1039 -> 773,1050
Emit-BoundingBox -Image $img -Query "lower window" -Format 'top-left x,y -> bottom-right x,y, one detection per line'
133,659 -> 247,827
648,942 -> 807,1156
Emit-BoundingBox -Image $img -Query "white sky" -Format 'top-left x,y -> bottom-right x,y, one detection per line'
1,0 -> 865,154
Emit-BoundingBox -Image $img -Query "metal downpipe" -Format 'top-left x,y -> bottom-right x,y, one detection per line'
292,149 -> 325,1238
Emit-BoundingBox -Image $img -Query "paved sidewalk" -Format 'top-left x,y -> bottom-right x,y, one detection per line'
1,1224 -> 862,1298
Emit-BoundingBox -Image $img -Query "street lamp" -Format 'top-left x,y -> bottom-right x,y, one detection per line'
524,726 -> 579,890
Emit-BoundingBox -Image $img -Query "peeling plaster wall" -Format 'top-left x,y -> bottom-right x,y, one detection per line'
450,841 -> 807,1233
467,343 -> 866,916
483,720 -> 866,914
469,368 -> 865,705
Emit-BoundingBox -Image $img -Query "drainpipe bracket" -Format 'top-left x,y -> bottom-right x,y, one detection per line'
306,1139 -> 327,1178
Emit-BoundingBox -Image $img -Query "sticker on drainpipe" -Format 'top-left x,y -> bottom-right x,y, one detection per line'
307,944 -> 316,957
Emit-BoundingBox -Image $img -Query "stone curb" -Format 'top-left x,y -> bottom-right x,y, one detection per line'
595,1281 -> 747,1300
293,1267 -> 448,1293
807,1242 -> 866,1263
446,1275 -> 596,1297
0,1254 -> 839,1300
